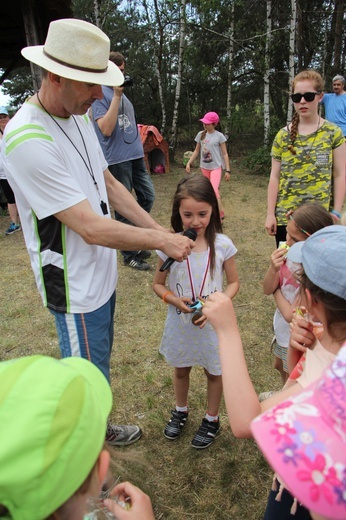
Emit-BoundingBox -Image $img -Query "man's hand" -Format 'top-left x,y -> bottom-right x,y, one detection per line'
113,85 -> 124,97
161,233 -> 195,262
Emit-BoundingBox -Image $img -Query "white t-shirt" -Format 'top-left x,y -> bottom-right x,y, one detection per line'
195,130 -> 227,170
156,233 -> 237,375
3,101 -> 117,313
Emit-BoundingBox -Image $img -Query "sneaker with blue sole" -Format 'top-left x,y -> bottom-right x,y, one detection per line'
5,222 -> 21,235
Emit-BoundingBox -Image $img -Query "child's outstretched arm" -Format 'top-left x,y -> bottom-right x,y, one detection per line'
265,158 -> 280,236
153,259 -> 193,313
203,292 -> 302,438
223,256 -> 240,299
185,143 -> 201,174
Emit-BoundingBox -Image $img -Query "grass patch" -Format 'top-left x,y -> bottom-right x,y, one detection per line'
0,163 -> 280,519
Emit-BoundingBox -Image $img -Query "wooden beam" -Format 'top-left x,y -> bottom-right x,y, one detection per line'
21,0 -> 43,91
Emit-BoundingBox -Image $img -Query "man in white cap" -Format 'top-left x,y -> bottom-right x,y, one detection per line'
2,18 -> 194,446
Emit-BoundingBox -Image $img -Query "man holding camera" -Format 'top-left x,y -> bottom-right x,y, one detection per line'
92,52 -> 155,271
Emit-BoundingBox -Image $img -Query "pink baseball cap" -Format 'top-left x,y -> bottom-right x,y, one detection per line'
199,111 -> 220,124
251,343 -> 346,519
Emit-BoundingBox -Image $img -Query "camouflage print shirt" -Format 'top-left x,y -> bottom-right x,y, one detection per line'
271,121 -> 344,225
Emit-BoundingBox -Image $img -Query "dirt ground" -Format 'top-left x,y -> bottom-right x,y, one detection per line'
0,164 -> 280,519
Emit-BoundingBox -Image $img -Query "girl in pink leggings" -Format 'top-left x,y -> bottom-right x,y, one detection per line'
185,111 -> 230,220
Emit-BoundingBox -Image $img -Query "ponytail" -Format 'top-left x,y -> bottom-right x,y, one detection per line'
288,111 -> 299,155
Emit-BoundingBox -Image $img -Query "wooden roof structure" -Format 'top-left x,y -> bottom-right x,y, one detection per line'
0,0 -> 72,86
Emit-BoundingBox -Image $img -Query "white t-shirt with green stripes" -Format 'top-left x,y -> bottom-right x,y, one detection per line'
3,101 -> 117,313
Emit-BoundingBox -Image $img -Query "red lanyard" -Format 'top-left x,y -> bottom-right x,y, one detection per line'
186,248 -> 210,301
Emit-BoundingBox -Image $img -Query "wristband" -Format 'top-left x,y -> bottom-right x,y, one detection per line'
225,170 -> 230,173
162,291 -> 173,303
331,209 -> 341,219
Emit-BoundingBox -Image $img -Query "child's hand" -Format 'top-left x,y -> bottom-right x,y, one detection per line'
202,292 -> 236,333
224,171 -> 230,181
185,163 -> 191,174
175,296 -> 194,313
289,317 -> 314,353
104,481 -> 154,520
192,313 -> 208,328
270,247 -> 287,272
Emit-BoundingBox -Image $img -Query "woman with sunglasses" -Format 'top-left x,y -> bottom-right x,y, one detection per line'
265,70 -> 345,246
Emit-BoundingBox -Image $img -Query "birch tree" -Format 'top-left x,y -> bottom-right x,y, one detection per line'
333,0 -> 345,72
263,0 -> 272,146
225,1 -> 235,142
287,0 -> 297,123
170,0 -> 187,153
141,0 -> 167,134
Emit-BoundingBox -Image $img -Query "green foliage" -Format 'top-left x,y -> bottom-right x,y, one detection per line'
243,145 -> 271,175
2,0 -> 345,153
1,68 -> 34,111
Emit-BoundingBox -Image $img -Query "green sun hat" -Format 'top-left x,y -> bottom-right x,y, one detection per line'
0,355 -> 112,520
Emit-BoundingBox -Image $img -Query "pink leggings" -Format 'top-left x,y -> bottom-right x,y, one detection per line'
200,167 -> 222,199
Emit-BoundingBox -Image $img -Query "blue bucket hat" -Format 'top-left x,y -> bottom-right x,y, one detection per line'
301,225 -> 346,300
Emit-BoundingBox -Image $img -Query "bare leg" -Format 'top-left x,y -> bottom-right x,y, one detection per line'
274,356 -> 288,385
174,366 -> 192,407
7,203 -> 19,225
204,369 -> 222,416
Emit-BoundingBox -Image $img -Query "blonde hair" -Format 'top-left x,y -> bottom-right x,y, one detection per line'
288,70 -> 324,155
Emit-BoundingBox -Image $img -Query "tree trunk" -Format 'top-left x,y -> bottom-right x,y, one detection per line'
333,0 -> 345,72
21,0 -> 43,91
153,0 -> 167,135
225,1 -> 235,145
263,0 -> 272,146
94,0 -> 101,28
141,0 -> 167,134
170,0 -> 187,158
287,0 -> 297,123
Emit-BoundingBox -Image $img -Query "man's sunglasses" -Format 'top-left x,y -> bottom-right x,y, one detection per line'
290,91 -> 321,103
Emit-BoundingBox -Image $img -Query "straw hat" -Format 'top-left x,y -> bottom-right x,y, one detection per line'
21,18 -> 124,87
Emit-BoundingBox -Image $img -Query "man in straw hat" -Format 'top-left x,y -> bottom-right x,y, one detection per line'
2,18 -> 194,446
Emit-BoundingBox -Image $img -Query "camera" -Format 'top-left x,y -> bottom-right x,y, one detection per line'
188,300 -> 204,326
121,75 -> 134,88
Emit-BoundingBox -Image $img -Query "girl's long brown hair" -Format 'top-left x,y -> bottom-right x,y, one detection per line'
171,176 -> 222,275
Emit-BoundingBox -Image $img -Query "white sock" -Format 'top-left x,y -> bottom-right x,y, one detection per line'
176,404 -> 188,413
205,412 -> 218,422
